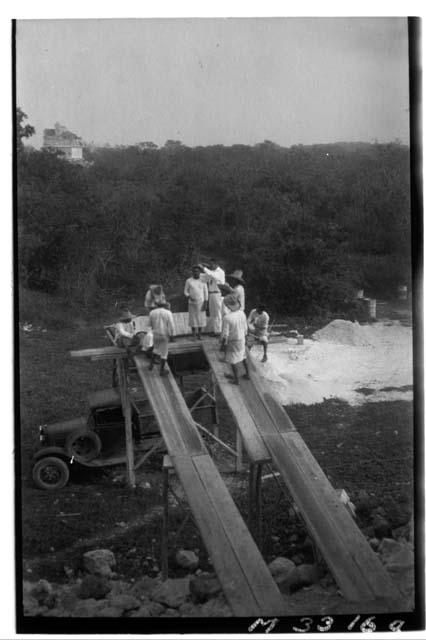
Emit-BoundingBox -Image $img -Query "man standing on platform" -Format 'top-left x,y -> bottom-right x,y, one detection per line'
221,294 -> 250,385
184,265 -> 208,340
198,258 -> 225,336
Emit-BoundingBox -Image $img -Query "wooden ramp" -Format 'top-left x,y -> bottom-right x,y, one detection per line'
203,341 -> 401,605
133,354 -> 286,616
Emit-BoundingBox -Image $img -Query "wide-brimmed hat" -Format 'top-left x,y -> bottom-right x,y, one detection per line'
119,309 -> 134,322
227,270 -> 244,284
223,294 -> 241,312
191,264 -> 202,272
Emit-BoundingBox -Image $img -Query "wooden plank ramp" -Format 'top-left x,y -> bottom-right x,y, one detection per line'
202,341 -> 271,464
204,343 -> 401,605
133,354 -> 286,616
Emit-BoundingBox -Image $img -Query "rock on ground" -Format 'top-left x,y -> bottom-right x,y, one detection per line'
268,557 -> 296,579
130,576 -> 159,600
77,575 -> 111,600
29,579 -> 54,607
108,593 -> 141,612
189,573 -> 222,602
273,562 -> 322,594
175,549 -> 199,571
83,549 -> 116,578
199,595 -> 232,617
151,577 -> 190,608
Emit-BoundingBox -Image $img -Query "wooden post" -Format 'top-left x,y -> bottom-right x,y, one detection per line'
211,372 -> 219,438
161,457 -> 170,581
235,429 -> 243,472
248,463 -> 255,533
255,463 -> 263,548
248,463 -> 263,546
117,357 -> 136,488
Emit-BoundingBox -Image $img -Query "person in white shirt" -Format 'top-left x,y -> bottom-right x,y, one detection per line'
247,304 -> 270,362
184,266 -> 208,339
221,294 -> 250,385
148,301 -> 175,376
198,258 -> 225,336
227,270 -> 245,312
220,270 -> 246,318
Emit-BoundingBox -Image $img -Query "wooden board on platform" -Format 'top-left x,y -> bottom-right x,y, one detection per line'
191,454 -> 286,613
172,454 -> 286,616
133,353 -> 286,616
133,355 -> 206,457
202,341 -> 271,464
235,359 -> 401,604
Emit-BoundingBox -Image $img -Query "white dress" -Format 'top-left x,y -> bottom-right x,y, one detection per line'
222,310 -> 248,364
184,277 -> 208,328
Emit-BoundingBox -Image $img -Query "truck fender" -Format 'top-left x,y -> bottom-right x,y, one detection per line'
32,447 -> 71,463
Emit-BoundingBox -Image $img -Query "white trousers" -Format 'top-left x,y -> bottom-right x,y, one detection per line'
208,293 -> 223,334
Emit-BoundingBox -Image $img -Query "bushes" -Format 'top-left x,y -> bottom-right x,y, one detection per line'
17,127 -> 412,316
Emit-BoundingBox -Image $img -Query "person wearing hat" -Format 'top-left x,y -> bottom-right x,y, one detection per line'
114,308 -> 142,352
144,284 -> 166,312
221,294 -> 250,384
247,303 -> 270,362
198,258 -> 225,336
225,270 -> 245,313
184,265 -> 208,339
147,300 -> 175,376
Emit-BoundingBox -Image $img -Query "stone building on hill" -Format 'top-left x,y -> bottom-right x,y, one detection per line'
43,122 -> 84,160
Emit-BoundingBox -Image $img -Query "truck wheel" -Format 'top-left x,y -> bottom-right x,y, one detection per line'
65,429 -> 102,462
32,456 -> 70,490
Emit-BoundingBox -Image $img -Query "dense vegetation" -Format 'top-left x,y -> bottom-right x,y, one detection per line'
17,109 -> 412,316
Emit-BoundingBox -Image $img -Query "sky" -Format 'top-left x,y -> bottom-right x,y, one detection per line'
15,17 -> 410,149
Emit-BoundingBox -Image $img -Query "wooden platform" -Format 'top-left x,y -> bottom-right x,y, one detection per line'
133,354 -> 286,616
204,345 -> 401,605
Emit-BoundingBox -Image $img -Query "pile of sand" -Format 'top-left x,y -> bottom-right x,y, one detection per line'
312,319 -> 374,346
252,320 -> 413,406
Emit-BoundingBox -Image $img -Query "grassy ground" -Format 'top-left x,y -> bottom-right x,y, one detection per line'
18,292 -> 415,592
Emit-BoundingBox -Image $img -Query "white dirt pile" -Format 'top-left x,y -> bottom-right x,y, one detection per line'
252,320 -> 413,406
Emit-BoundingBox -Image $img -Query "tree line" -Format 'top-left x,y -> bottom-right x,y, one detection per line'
17,109 -> 412,316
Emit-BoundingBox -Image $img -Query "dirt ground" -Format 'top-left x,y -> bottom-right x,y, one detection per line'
18,298 -> 416,615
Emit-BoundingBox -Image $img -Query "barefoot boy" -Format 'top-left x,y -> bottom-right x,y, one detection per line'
147,301 -> 175,376
247,303 -> 270,362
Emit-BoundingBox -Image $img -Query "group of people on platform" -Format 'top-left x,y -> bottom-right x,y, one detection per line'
114,258 -> 269,384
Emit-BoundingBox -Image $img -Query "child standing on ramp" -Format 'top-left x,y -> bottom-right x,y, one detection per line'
221,294 -> 250,385
148,301 -> 175,376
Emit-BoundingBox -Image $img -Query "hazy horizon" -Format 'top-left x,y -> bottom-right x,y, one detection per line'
16,17 -> 410,149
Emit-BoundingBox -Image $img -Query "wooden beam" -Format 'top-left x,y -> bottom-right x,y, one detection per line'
117,358 -> 136,488
133,354 -> 287,616
162,459 -> 170,580
236,360 -> 402,605
70,346 -> 126,359
173,454 -> 286,616
202,341 -> 271,464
